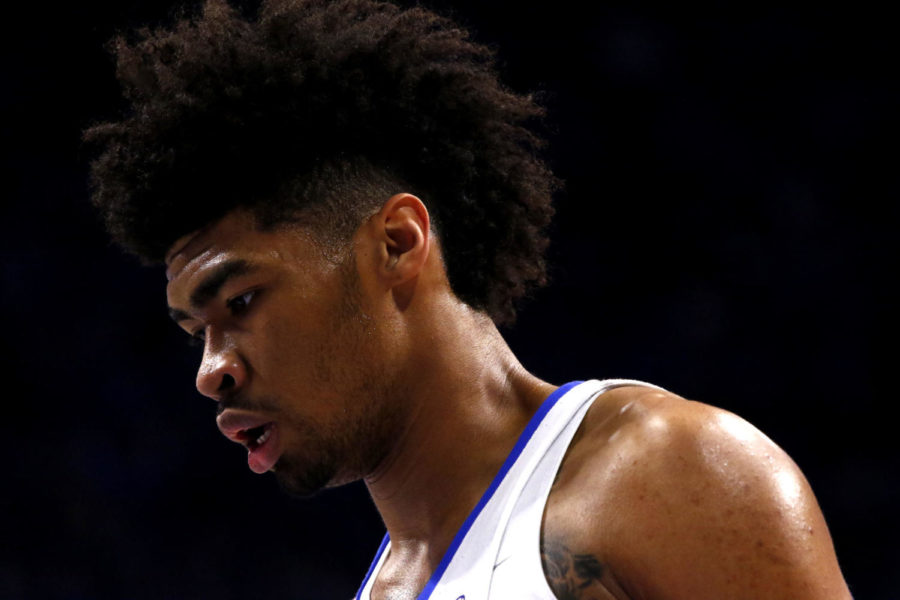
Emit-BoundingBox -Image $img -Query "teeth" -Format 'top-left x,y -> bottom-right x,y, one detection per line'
255,427 -> 271,447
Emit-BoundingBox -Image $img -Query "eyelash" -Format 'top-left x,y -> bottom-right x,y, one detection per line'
187,332 -> 205,348
185,290 -> 257,347
227,290 -> 256,315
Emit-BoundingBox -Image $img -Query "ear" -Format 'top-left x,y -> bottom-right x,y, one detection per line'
365,193 -> 431,286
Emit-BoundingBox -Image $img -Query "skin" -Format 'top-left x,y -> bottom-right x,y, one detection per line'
165,194 -> 852,600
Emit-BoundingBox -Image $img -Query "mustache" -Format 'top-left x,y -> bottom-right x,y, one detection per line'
215,392 -> 279,416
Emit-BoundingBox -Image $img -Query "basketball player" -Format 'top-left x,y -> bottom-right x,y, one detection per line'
84,1 -> 853,598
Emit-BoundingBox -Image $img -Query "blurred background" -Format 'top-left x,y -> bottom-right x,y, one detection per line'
1,0 -> 896,597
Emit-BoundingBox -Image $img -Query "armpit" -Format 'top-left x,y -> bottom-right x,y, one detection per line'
540,538 -> 631,600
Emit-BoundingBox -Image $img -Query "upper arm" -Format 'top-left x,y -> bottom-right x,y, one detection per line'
550,391 -> 852,600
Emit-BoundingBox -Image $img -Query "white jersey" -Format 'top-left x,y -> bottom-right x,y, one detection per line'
355,379 -> 662,600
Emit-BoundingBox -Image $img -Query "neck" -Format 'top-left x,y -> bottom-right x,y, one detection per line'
363,298 -> 555,570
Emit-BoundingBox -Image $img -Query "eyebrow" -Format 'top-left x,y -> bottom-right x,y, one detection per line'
168,258 -> 257,324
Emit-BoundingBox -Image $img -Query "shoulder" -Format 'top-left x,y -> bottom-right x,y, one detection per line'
541,384 -> 852,600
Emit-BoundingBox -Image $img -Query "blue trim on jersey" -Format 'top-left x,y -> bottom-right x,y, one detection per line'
355,380 -> 583,600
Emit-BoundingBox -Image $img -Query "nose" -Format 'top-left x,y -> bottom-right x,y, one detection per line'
195,339 -> 247,401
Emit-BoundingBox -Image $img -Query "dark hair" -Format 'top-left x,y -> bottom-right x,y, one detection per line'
85,0 -> 558,324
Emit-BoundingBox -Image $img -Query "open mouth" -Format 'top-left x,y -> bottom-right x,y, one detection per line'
239,423 -> 273,450
244,422 -> 280,474
216,411 -> 282,474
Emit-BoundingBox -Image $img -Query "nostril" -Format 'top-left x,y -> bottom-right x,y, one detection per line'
219,374 -> 236,392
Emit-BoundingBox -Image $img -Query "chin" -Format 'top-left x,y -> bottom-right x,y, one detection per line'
272,455 -> 341,499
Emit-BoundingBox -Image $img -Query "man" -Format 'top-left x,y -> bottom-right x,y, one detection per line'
85,0 -> 852,598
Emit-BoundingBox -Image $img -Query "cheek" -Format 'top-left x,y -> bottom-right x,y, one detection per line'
243,309 -> 315,386
248,303 -> 361,394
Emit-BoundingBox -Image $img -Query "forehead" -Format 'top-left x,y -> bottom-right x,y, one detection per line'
164,210 -> 327,303
165,210 -> 259,282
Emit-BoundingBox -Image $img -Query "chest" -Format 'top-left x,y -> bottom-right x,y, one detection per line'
365,506 -> 629,600
358,380 -> 644,600
360,444 -> 605,600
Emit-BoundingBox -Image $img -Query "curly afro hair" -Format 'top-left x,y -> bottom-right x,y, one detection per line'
85,0 -> 558,324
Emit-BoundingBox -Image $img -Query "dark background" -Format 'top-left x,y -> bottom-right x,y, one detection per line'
2,1 -> 896,598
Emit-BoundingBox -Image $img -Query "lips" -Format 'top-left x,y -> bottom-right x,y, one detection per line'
216,409 -> 282,474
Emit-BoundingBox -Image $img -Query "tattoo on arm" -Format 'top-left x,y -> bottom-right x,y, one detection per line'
540,539 -> 606,600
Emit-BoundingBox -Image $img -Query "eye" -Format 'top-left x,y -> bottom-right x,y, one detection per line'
187,329 -> 205,348
227,290 -> 256,315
